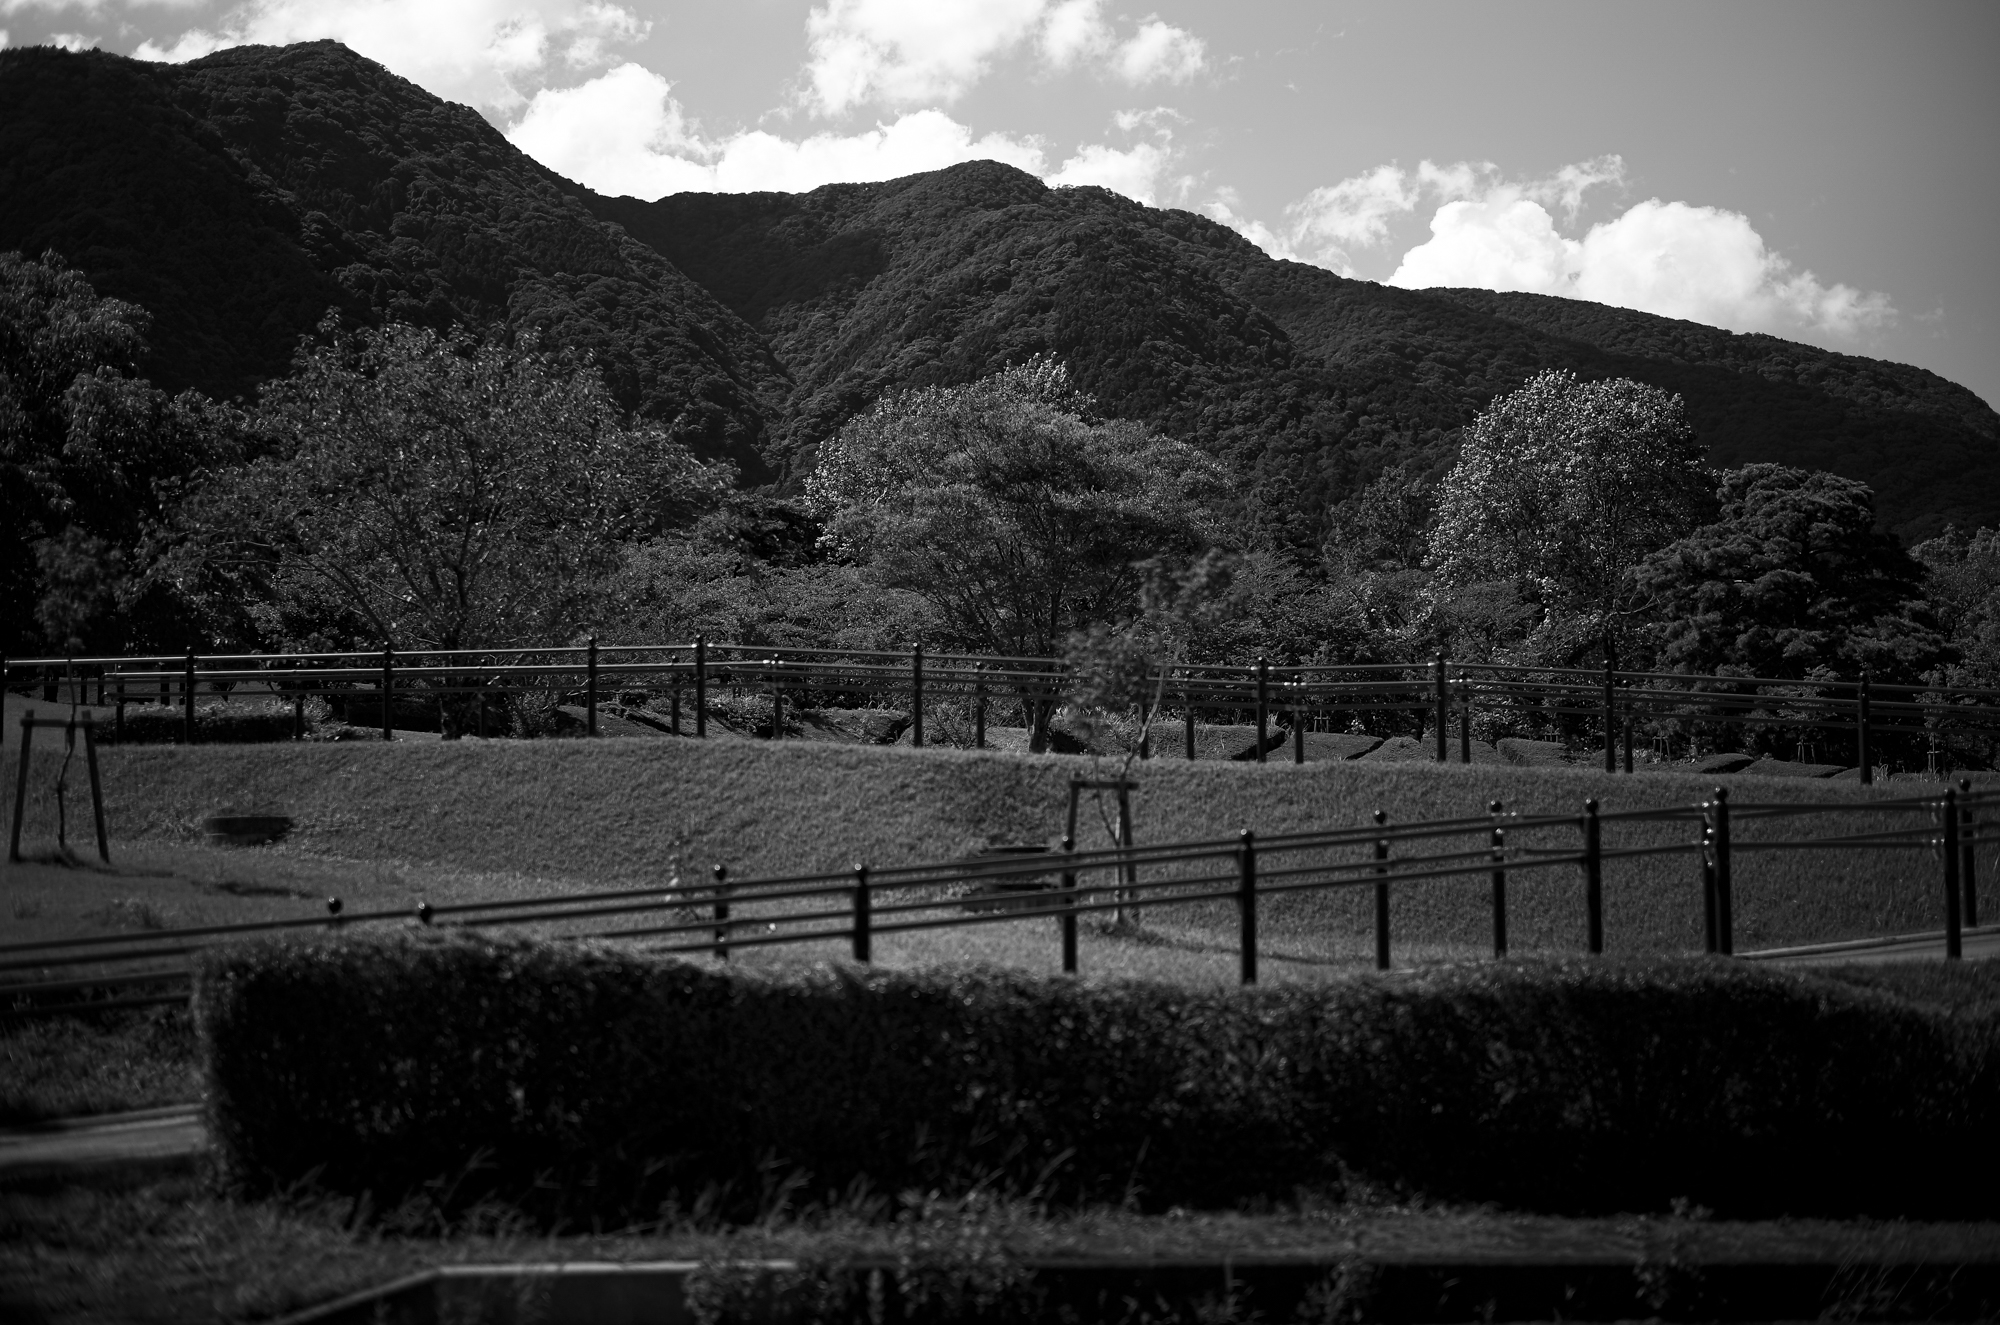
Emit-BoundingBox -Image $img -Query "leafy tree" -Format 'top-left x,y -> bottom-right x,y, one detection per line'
1911,525 -> 2000,687
167,318 -> 728,651
1634,464 -> 1945,681
1,249 -> 229,653
807,357 -> 1228,748
1427,370 -> 1713,663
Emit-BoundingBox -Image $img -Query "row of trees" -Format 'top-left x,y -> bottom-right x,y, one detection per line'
7,249 -> 1992,744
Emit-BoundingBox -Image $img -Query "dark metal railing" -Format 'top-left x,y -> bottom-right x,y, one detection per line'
5,783 -> 1990,1020
8,644 -> 2000,783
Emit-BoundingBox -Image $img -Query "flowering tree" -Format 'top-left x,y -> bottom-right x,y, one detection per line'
1426,370 -> 1713,662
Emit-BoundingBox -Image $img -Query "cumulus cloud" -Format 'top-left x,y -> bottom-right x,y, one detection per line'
1048,138 -> 1169,203
133,0 -> 645,113
509,62 -> 1046,197
1213,155 -> 1891,339
801,0 -> 1205,115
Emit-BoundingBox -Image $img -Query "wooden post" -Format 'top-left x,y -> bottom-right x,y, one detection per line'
1460,687 -> 1472,764
852,864 -> 872,963
1434,655 -> 1448,763
1857,674 -> 1873,785
911,644 -> 924,748
694,635 -> 707,738
1185,697 -> 1196,761
1060,834 -> 1079,974
83,716 -> 107,863
1490,800 -> 1507,958
1238,829 -> 1258,985
1623,714 -> 1634,774
293,693 -> 304,741
1255,659 -> 1269,763
1582,798 -> 1603,954
1373,809 -> 1391,971
1293,692 -> 1305,765
1944,789 -> 1963,960
1960,779 -> 1980,928
380,645 -> 393,742
183,648 -> 197,745
586,636 -> 599,737
9,714 -> 32,862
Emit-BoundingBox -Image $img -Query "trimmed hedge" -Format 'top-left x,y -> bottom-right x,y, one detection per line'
108,707 -> 295,744
195,935 -> 2000,1223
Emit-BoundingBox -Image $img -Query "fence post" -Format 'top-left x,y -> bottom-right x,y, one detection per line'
1857,674 -> 1872,785
1603,654 -> 1617,774
1490,799 -> 1507,958
1711,787 -> 1733,955
184,648 -> 197,744
1582,798 -> 1603,954
1185,697 -> 1196,761
1061,834 -> 1079,974
1960,779 -> 1980,928
911,644 -> 925,748
1460,686 -> 1472,764
1702,817 -> 1719,954
380,645 -> 393,742
586,637 -> 599,737
694,635 -> 707,738
292,693 -> 304,741
9,715 -> 33,862
1434,655 -> 1448,762
769,656 -> 783,741
1623,714 -> 1634,774
1255,658 -> 1269,763
975,663 -> 986,749
1238,829 -> 1258,985
1373,809 -> 1391,971
712,864 -> 730,962
83,717 -> 108,863
853,863 -> 872,963
1943,790 -> 1963,960
1293,690 -> 1306,765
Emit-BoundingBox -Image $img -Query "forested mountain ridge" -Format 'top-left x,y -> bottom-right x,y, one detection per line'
0,41 -> 787,478
4,39 -> 1996,542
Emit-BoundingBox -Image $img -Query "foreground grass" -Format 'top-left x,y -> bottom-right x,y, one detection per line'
7,1172 -> 1998,1325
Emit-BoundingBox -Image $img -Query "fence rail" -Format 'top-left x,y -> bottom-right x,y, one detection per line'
10,642 -> 2000,782
5,783 -> 1991,1020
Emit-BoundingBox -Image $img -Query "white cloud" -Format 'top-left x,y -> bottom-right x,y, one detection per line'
509,62 -> 1046,197
47,28 -> 93,47
800,0 -> 1207,115
1048,138 -> 1170,203
133,0 -> 646,114
1202,189 -> 1297,261
1212,155 -> 1889,339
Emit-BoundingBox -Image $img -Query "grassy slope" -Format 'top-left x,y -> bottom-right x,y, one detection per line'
2,737 -> 1953,956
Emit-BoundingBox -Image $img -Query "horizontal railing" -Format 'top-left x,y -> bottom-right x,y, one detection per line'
7,642 -> 1999,781
4,783 -> 1990,1020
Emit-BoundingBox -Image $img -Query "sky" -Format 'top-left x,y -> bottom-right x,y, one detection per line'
5,0 -> 1997,408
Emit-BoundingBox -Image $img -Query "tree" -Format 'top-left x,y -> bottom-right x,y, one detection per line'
806,357 -> 1228,748
167,318 -> 728,651
1,250 -> 229,652
1634,464 -> 1945,681
1426,370 -> 1713,663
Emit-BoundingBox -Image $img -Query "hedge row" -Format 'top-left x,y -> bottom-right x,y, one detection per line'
195,935 -> 2000,1224
105,707 -> 295,744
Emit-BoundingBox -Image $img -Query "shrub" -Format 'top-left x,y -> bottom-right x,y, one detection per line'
108,705 -> 296,744
195,933 -> 1998,1225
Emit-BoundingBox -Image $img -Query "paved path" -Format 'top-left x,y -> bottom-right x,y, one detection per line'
1744,922 -> 2000,965
0,1104 -> 203,1183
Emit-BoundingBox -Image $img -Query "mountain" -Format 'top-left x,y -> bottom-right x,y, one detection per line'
4,40 -> 1996,543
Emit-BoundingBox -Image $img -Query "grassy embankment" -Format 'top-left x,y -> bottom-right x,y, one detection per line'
0,735 -> 1972,1123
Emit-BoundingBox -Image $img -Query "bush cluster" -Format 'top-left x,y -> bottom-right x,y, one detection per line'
107,706 -> 295,744
196,934 -> 1998,1225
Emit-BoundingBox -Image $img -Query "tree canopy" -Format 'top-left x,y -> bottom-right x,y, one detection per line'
168,319 -> 728,651
1635,464 -> 1944,681
1427,370 -> 1713,663
806,358 -> 1229,659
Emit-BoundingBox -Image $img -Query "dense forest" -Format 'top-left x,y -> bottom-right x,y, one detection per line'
6,37 -> 2000,727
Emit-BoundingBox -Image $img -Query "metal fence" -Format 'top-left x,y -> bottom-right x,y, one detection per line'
4,783 -> 1989,1021
9,642 -> 2000,781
